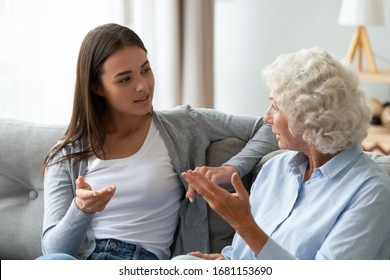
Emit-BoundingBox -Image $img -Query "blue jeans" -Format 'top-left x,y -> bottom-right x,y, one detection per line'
37,239 -> 158,260
88,239 -> 158,260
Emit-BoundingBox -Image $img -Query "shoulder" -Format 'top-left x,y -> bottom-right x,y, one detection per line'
330,150 -> 390,203
154,104 -> 257,123
364,152 -> 390,177
359,153 -> 390,191
349,155 -> 390,212
153,104 -> 220,124
155,104 -> 215,117
47,137 -> 87,171
46,138 -> 88,183
54,137 -> 86,157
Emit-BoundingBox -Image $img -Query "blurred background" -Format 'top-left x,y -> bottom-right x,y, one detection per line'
1,0 -> 389,124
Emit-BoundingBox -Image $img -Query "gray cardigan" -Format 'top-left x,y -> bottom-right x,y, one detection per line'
41,105 -> 278,259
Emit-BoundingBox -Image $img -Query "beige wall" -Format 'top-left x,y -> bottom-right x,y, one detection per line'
214,0 -> 390,117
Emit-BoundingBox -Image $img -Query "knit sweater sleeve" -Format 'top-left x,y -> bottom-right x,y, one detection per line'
41,142 -> 94,258
157,105 -> 278,176
224,122 -> 278,176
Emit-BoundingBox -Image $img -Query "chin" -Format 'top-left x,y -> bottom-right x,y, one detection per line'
278,142 -> 287,150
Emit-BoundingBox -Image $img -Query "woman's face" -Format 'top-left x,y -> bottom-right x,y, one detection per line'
98,45 -> 154,117
264,91 -> 305,151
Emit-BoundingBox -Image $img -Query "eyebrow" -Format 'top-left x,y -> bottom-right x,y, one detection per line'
114,60 -> 150,78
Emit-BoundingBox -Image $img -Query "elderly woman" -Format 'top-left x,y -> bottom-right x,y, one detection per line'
181,48 -> 390,260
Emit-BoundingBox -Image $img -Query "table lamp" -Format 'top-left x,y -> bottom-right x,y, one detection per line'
338,0 -> 384,73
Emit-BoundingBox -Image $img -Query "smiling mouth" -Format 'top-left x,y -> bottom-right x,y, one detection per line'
135,95 -> 149,102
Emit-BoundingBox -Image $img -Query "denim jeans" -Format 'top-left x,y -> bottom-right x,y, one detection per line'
37,238 -> 158,260
87,239 -> 158,260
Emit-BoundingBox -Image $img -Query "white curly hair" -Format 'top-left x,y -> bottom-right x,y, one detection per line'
262,47 -> 371,154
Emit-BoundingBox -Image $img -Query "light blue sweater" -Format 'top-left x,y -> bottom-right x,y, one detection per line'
41,105 -> 278,259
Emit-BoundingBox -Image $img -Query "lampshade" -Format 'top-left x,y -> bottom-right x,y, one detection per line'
338,0 -> 384,26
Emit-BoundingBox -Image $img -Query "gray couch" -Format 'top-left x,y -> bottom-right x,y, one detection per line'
0,118 -> 262,259
1,118 -> 390,260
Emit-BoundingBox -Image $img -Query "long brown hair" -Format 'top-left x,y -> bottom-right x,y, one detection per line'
43,23 -> 147,170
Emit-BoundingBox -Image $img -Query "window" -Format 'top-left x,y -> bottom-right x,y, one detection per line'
0,0 -> 132,124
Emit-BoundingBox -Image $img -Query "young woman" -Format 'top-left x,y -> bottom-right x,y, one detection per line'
39,23 -> 278,260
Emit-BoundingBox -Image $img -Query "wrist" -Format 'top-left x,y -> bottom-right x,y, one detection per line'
234,216 -> 268,256
223,164 -> 239,175
233,215 -> 256,234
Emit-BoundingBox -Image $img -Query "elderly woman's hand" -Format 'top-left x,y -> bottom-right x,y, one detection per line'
182,170 -> 251,232
185,165 -> 238,202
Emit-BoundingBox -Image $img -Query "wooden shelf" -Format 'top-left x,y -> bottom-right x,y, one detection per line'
359,68 -> 390,83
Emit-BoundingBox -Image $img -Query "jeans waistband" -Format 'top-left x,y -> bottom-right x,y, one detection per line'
90,238 -> 159,260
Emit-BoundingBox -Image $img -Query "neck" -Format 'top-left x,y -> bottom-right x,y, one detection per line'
98,112 -> 153,160
104,112 -> 152,136
304,146 -> 337,182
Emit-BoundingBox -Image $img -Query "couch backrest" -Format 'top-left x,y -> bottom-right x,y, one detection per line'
205,138 -> 253,253
0,118 -> 65,259
1,118 -> 389,259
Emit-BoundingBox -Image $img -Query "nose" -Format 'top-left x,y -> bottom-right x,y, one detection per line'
263,105 -> 273,125
134,75 -> 148,92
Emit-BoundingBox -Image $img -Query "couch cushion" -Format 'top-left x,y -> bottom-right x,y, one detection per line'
205,138 -> 252,253
0,118 -> 65,259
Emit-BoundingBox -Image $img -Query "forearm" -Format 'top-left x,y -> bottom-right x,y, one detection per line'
41,199 -> 94,256
42,161 -> 93,256
234,216 -> 269,256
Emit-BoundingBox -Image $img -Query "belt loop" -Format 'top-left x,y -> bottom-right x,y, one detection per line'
103,239 -> 111,251
133,245 -> 142,260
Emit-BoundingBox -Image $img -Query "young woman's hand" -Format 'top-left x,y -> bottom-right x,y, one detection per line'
75,176 -> 116,214
185,165 -> 238,202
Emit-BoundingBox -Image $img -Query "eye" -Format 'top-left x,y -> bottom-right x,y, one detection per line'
118,76 -> 131,84
141,67 -> 151,75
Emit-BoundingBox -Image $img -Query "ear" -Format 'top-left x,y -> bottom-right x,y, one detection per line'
92,85 -> 104,97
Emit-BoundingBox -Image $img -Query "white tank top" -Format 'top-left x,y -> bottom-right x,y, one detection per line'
84,121 -> 182,259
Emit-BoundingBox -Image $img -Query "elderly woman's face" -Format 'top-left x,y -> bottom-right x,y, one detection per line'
264,91 -> 304,151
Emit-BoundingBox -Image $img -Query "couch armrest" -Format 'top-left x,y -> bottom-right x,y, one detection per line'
0,118 -> 65,259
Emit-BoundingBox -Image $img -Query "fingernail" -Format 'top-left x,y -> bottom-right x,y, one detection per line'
189,197 -> 194,203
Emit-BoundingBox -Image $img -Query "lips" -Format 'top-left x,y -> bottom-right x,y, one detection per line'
134,95 -> 149,102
